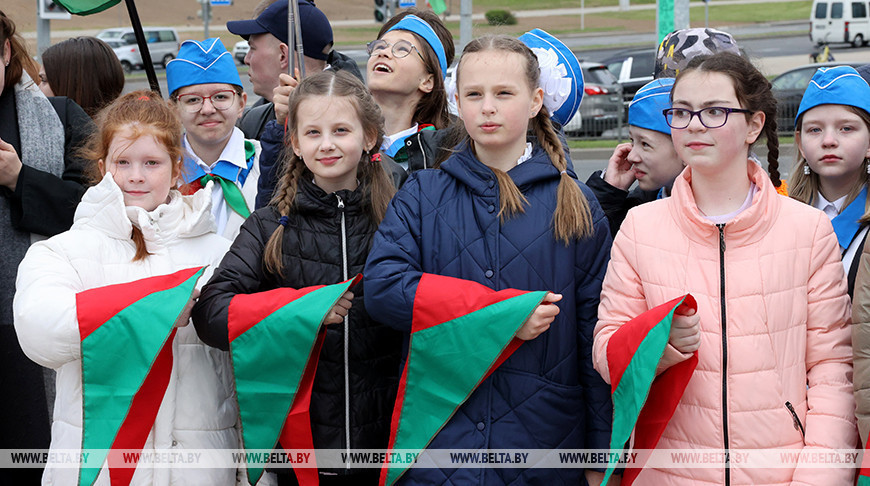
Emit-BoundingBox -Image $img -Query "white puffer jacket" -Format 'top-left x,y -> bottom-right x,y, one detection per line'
14,174 -> 239,485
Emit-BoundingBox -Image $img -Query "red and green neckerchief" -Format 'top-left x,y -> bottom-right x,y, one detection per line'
379,273 -> 548,486
228,276 -> 362,486
600,295 -> 699,485
77,267 -> 205,486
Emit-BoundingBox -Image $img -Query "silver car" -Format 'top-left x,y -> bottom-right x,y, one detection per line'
564,61 -> 623,137
97,27 -> 180,73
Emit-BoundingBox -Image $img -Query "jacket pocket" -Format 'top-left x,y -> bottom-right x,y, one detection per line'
785,401 -> 805,444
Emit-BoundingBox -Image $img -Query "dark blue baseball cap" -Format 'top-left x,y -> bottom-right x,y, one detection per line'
226,0 -> 333,61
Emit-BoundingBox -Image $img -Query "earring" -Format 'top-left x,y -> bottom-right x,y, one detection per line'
803,164 -> 810,175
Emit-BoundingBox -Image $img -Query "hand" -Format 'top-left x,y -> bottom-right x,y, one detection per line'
515,293 -> 562,341
602,142 -> 636,191
174,289 -> 200,328
669,304 -> 700,354
0,137 -> 23,191
273,71 -> 300,125
323,291 -> 353,325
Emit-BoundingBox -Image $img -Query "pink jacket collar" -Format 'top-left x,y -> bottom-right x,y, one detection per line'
668,161 -> 781,246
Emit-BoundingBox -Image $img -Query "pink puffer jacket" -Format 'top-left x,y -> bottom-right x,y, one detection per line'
594,161 -> 857,486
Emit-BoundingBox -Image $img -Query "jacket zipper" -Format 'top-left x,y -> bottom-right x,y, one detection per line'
336,194 -> 351,467
717,223 -> 730,486
785,401 -> 805,440
416,132 -> 428,169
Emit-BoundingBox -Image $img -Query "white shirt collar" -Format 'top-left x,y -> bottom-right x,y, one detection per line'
183,126 -> 247,171
382,123 -> 419,151
813,191 -> 846,220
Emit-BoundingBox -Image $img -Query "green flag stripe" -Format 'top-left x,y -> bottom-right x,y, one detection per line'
859,475 -> 870,485
384,291 -> 545,486
80,271 -> 200,486
232,280 -> 354,483
54,0 -> 121,15
601,302 -> 682,484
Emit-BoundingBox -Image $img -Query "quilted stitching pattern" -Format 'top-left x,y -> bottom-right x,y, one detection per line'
594,163 -> 856,485
365,145 -> 614,484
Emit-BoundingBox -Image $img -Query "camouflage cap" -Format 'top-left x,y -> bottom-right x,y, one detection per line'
655,28 -> 742,78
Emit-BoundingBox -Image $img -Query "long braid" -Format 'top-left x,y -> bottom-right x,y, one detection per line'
263,155 -> 305,277
531,110 -> 593,242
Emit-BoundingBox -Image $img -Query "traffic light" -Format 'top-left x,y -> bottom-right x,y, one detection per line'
374,0 -> 389,23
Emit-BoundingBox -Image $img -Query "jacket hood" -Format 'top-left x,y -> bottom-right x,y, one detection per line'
440,141 -> 575,195
72,173 -> 217,243
669,160 -> 781,246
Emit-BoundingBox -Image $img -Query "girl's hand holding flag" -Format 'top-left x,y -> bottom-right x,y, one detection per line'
515,292 -> 562,341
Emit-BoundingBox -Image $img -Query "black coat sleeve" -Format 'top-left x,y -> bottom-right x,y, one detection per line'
192,209 -> 277,350
585,170 -> 658,238
9,97 -> 93,236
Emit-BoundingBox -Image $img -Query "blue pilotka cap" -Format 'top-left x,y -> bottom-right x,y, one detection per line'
629,78 -> 674,135
518,29 -> 584,127
166,38 -> 242,95
387,14 -> 448,76
795,65 -> 870,125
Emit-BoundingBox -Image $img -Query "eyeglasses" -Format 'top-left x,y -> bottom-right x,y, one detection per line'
662,106 -> 754,129
366,39 -> 426,64
176,90 -> 237,113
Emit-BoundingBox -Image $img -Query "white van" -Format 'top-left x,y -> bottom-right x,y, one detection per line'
810,0 -> 870,47
96,27 -> 180,71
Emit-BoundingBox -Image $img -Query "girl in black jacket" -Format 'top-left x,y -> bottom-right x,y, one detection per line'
193,70 -> 402,486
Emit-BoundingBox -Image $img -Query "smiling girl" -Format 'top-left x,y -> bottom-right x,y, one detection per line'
13,90 -> 239,485
167,38 -> 261,241
594,53 -> 857,485
193,70 -> 402,485
367,9 -> 455,171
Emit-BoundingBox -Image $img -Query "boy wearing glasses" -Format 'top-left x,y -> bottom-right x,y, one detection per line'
167,38 -> 261,240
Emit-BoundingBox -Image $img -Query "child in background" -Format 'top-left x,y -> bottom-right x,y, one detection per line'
167,38 -> 261,240
594,53 -> 856,485
364,35 -> 613,485
193,70 -> 402,486
587,78 -> 684,236
788,66 -> 870,296
13,91 -> 238,485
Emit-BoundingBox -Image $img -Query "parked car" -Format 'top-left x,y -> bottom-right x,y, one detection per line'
564,61 -> 623,137
233,40 -> 249,64
97,27 -> 180,73
771,61 -> 864,131
601,48 -> 656,112
810,0 -> 870,47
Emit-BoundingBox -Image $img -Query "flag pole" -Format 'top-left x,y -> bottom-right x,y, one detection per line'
287,0 -> 306,79
123,0 -> 161,96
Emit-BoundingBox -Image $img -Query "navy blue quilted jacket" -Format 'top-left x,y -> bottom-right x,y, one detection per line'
364,142 -> 614,485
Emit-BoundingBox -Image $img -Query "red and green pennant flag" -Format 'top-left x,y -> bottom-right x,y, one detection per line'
600,294 -> 699,485
228,275 -> 362,486
77,266 -> 205,486
379,273 -> 548,486
53,0 -> 122,15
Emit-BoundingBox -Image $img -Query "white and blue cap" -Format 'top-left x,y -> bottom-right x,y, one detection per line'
796,65 -> 870,125
166,38 -> 242,95
387,15 -> 447,76
629,78 -> 674,135
518,29 -> 584,127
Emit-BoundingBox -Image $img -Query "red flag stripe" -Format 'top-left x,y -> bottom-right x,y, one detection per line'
78,267 -> 203,341
412,274 -> 526,333
277,331 -> 325,486
607,295 -> 696,390
228,287 -> 320,342
106,329 -> 177,486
